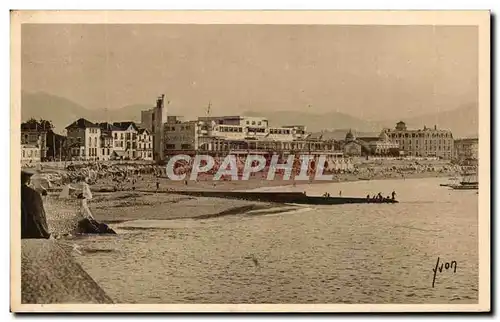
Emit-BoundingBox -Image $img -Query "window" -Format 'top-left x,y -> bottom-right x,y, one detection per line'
120,133 -> 124,139
252,121 -> 256,125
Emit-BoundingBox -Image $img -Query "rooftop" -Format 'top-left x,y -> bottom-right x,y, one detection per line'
65,118 -> 99,129
112,121 -> 139,131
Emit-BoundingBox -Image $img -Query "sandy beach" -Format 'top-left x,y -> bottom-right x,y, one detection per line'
42,159 -> 463,229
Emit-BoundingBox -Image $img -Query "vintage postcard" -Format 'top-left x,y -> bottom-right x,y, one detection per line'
10,10 -> 490,312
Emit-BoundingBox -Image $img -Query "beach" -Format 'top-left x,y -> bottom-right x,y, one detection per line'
56,176 -> 478,304
43,158 -> 463,225
26,158 -> 478,304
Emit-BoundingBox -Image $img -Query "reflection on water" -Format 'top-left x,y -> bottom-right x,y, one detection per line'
72,177 -> 478,304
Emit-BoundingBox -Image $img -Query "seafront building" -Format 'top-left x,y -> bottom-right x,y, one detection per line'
21,121 -> 48,161
111,122 -> 140,160
342,130 -> 400,157
454,138 -> 478,161
385,121 -> 454,159
21,144 -> 42,164
64,118 -> 153,161
137,128 -> 154,160
97,122 -> 116,161
161,115 -> 342,157
66,118 -> 102,161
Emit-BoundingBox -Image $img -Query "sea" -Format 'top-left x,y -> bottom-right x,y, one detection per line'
69,177 -> 479,304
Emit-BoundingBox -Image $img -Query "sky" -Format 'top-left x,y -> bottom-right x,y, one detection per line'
21,24 -> 478,121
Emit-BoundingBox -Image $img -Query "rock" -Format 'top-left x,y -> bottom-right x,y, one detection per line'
77,218 -> 116,235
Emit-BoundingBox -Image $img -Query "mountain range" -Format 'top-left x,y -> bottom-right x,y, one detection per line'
20,91 -> 478,138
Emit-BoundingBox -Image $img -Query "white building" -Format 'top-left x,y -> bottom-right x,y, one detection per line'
164,117 -> 198,152
97,122 -> 117,161
111,122 -> 139,160
137,128 -> 153,160
162,115 -> 340,157
21,144 -> 41,164
386,121 -> 454,159
65,118 -> 101,161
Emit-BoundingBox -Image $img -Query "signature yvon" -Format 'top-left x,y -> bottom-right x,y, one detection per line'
432,257 -> 457,288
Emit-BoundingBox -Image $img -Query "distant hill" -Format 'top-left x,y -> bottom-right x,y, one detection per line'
21,92 -> 155,132
21,91 -> 94,133
375,104 -> 479,138
242,110 -> 379,133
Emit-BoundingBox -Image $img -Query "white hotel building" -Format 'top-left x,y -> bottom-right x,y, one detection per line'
160,115 -> 340,157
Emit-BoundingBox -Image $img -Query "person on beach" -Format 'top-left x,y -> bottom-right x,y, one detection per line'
339,190 -> 342,197
156,181 -> 160,191
21,170 -> 51,239
391,190 -> 397,200
76,193 -> 116,235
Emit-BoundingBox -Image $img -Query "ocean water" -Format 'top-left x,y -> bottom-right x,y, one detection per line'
71,177 -> 479,304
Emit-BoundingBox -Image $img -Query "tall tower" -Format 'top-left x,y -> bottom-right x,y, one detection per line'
153,94 -> 167,163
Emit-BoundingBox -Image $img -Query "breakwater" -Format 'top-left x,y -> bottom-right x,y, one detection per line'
167,190 -> 398,205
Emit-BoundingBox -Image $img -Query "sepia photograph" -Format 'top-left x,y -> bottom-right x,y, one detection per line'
10,10 -> 490,312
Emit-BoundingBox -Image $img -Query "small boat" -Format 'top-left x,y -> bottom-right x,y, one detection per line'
450,184 -> 478,190
450,172 -> 479,190
358,177 -> 371,181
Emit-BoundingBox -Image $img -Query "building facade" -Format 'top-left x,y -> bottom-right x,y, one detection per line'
358,131 -> 400,156
162,115 -> 341,157
21,144 -> 41,164
137,128 -> 153,160
65,118 -> 101,161
386,121 -> 454,159
342,130 -> 363,156
164,117 -> 198,152
454,138 -> 478,160
98,122 -> 117,161
112,122 -> 139,160
21,122 -> 48,160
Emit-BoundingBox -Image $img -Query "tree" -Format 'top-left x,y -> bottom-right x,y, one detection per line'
22,118 -> 54,131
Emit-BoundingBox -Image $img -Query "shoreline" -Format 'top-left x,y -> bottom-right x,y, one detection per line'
43,169 -> 459,228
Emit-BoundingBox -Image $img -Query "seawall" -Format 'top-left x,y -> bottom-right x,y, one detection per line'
21,239 -> 113,304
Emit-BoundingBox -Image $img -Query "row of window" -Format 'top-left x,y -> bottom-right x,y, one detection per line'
400,146 -> 452,151
113,133 -> 140,140
394,139 -> 453,145
245,120 -> 264,126
389,132 -> 452,139
269,129 -> 292,135
166,136 -> 194,142
138,143 -> 152,149
21,149 -> 39,158
216,126 -> 244,133
165,144 -> 193,150
165,125 -> 194,132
